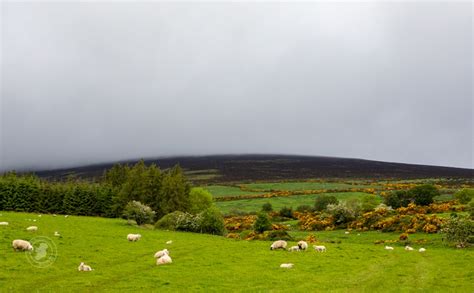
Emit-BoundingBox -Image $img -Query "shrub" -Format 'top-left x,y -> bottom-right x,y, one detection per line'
454,189 -> 474,204
326,203 -> 356,226
279,206 -> 294,219
441,215 -> 474,248
409,184 -> 439,206
198,207 -> 226,235
314,195 -> 339,211
155,211 -> 186,230
263,230 -> 293,241
188,187 -> 213,214
123,201 -> 156,225
253,212 -> 272,233
296,205 -> 313,213
360,195 -> 379,212
261,203 -> 273,212
175,212 -> 201,232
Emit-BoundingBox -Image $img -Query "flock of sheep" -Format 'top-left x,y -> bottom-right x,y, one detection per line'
270,240 -> 327,268
385,245 -> 426,252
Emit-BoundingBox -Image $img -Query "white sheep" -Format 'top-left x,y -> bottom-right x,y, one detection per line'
166,240 -> 173,244
313,245 -> 326,252
54,231 -> 61,237
26,226 -> 38,232
405,246 -> 414,251
65,215 -> 69,218
12,239 -> 33,251
156,254 -> 172,265
419,248 -> 426,252
127,234 -> 141,242
345,231 -> 350,234
0,222 -> 9,226
280,263 -> 294,268
154,249 -> 169,259
270,240 -> 287,250
288,246 -> 300,252
297,240 -> 308,251
78,262 -> 93,271
385,246 -> 394,250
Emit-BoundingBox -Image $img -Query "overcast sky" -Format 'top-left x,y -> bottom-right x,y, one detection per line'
1,2 -> 472,171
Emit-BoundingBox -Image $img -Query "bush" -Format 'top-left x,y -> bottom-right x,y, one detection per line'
261,203 -> 273,212
441,215 -> 474,248
279,206 -> 294,219
263,230 -> 293,241
155,211 -> 186,230
314,195 -> 339,211
326,203 -> 356,226
253,212 -> 272,233
454,189 -> 474,204
189,188 -> 213,214
123,201 -> 156,225
360,195 -> 379,212
410,184 -> 439,206
198,207 -> 226,235
296,205 -> 313,213
175,212 -> 201,232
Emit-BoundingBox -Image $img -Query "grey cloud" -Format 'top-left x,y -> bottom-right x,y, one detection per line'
1,2 -> 472,171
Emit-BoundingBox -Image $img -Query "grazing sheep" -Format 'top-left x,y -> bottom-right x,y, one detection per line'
127,234 -> 141,242
38,215 -> 42,217
385,246 -> 394,250
32,219 -> 37,222
419,248 -> 426,252
0,222 -> 9,226
405,246 -> 414,251
26,226 -> 38,232
156,254 -> 172,265
53,214 -> 57,217
54,231 -> 61,237
270,240 -> 287,250
65,215 -> 69,218
345,231 -> 350,234
78,262 -> 93,271
288,246 -> 300,252
313,245 -> 326,252
280,263 -> 294,268
297,241 -> 308,251
12,240 -> 33,251
154,249 -> 169,259
166,240 -> 173,244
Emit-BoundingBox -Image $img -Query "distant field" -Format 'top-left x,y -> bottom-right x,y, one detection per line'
241,181 -> 374,191
1,212 -> 472,292
203,185 -> 263,197
216,192 -> 378,214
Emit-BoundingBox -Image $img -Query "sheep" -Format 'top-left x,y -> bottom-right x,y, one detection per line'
78,262 -> 93,271
12,239 -> 33,251
166,240 -> 173,244
38,214 -> 42,217
419,248 -> 426,252
0,222 -> 9,226
345,231 -> 350,235
270,240 -> 287,250
313,245 -> 326,252
280,263 -> 294,268
156,254 -> 172,265
26,226 -> 38,232
385,246 -> 394,250
154,249 -> 169,259
127,234 -> 141,242
297,240 -> 308,251
65,215 -> 69,218
54,231 -> 61,237
288,246 -> 300,252
405,246 -> 414,251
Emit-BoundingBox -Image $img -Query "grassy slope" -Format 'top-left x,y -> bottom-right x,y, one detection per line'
1,212 -> 473,292
216,192 -> 377,214
203,185 -> 263,197
242,181 -> 373,191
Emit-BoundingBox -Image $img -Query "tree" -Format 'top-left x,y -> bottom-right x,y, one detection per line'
261,203 -> 273,212
409,184 -> 439,206
314,195 -> 339,211
253,212 -> 272,233
454,189 -> 474,204
441,215 -> 474,248
198,207 -> 226,235
189,188 -> 213,214
123,200 -> 156,225
157,165 -> 191,217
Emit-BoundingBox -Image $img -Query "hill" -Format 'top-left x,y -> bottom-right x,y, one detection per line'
33,154 -> 473,182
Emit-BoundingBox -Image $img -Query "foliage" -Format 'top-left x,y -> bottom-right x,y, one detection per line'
279,206 -> 294,219
261,202 -> 273,212
253,212 -> 272,233
326,203 -> 357,226
122,201 -> 156,225
296,205 -> 313,213
454,188 -> 474,204
441,215 -> 474,248
189,187 -> 213,214
314,195 -> 339,211
155,211 -> 186,230
360,195 -> 379,212
409,184 -> 439,206
198,207 -> 226,235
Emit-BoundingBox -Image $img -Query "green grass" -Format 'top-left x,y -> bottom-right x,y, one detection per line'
203,185 -> 263,198
216,192 -> 379,214
1,211 -> 472,292
242,181 -> 373,191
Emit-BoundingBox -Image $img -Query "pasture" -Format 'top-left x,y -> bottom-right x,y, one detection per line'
1,211 -> 473,292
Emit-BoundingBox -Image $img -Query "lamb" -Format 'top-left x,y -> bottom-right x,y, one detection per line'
156,254 -> 172,265
280,263 -> 294,268
297,240 -> 308,251
385,246 -> 394,250
313,245 -> 326,252
154,249 -> 169,259
405,246 -> 414,251
127,234 -> 141,242
288,246 -> 300,252
26,226 -> 38,232
0,222 -> 9,226
78,262 -> 93,271
166,240 -> 173,244
12,239 -> 33,251
54,231 -> 61,237
270,240 -> 287,250
419,248 -> 426,252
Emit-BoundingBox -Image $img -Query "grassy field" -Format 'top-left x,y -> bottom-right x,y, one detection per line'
203,185 -> 263,197
1,211 -> 472,292
242,181 -> 374,191
216,192 -> 378,214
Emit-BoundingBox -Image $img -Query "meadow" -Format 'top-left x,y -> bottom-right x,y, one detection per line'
1,211 -> 473,292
